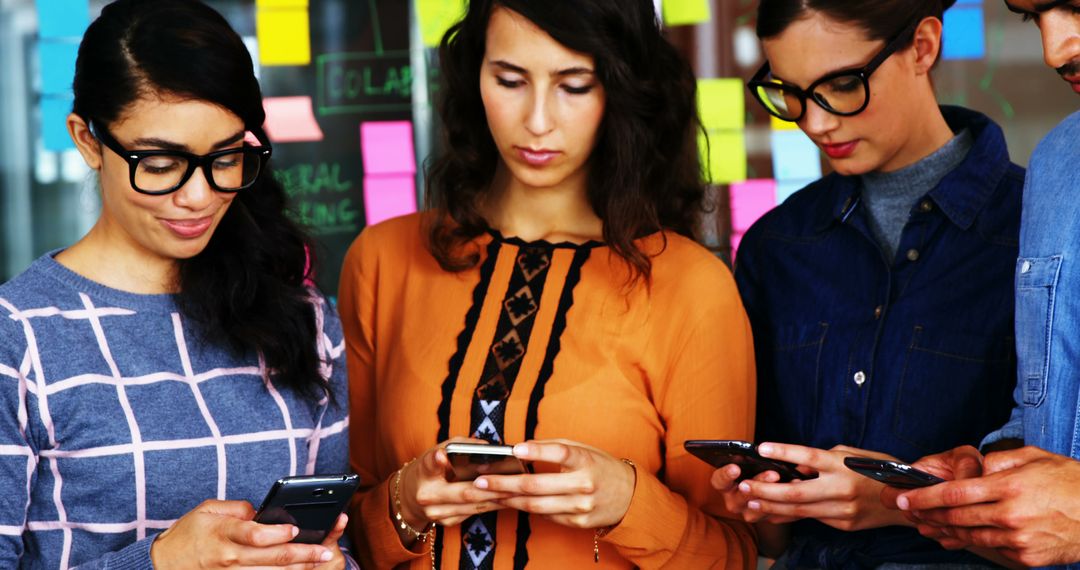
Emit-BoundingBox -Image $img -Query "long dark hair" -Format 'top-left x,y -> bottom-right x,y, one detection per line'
426,0 -> 705,282
757,0 -> 959,41
72,0 -> 327,399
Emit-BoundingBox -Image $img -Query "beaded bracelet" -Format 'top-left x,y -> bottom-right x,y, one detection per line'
392,458 -> 436,567
594,458 -> 637,563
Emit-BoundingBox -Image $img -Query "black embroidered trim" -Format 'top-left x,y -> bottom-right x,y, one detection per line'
524,247 -> 592,440
512,511 -> 531,570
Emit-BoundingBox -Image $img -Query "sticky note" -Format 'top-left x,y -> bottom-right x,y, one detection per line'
777,179 -> 810,204
361,121 -> 416,175
417,0 -> 466,48
39,40 -> 79,94
364,175 -> 418,226
698,79 -> 745,131
770,129 -> 821,181
700,130 -> 747,185
663,0 -> 711,26
256,0 -> 307,7
256,4 -> 311,66
943,5 -> 985,60
263,96 -> 324,143
730,179 -> 777,233
36,0 -> 89,38
770,115 -> 800,130
41,96 -> 75,151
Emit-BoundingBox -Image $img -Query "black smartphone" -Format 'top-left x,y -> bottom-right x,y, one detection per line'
444,443 -> 527,482
843,457 -> 945,489
253,473 -> 360,544
684,440 -> 810,483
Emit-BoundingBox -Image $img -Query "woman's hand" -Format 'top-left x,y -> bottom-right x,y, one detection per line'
735,443 -> 913,532
150,499 -> 335,569
473,439 -> 636,529
396,438 -> 515,531
710,464 -> 798,524
284,514 -> 349,570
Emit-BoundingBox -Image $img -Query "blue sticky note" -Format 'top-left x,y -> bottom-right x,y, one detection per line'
36,0 -> 89,38
41,96 -> 75,151
39,40 -> 79,94
770,130 -> 822,181
943,5 -> 985,60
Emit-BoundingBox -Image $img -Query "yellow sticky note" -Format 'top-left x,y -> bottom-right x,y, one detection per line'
698,78 -> 745,131
256,0 -> 307,7
663,0 -> 711,26
256,6 -> 311,66
416,0 -> 466,48
700,130 -> 747,184
771,115 -> 800,130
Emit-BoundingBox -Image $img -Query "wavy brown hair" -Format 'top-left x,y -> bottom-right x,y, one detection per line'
425,0 -> 706,282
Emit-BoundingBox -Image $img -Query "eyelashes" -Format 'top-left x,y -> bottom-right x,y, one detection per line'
494,76 -> 596,95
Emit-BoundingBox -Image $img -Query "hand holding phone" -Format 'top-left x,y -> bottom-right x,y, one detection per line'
444,443 -> 527,482
253,473 -> 360,544
686,440 -> 810,482
844,457 -> 945,489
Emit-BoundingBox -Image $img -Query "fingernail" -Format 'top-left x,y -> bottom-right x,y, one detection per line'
475,478 -> 489,489
738,482 -> 751,493
748,500 -> 761,510
513,444 -> 529,457
758,444 -> 773,456
897,496 -> 910,511
291,526 -> 299,537
320,549 -> 333,562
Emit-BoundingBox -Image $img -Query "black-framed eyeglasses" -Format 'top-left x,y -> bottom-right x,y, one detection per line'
748,19 -> 920,122
88,120 -> 273,196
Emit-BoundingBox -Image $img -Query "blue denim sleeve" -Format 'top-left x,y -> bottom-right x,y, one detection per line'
980,398 -> 1025,449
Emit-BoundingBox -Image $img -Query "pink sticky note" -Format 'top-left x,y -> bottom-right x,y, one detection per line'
730,179 -> 777,234
360,121 -> 416,175
263,96 -> 323,143
364,174 -> 417,226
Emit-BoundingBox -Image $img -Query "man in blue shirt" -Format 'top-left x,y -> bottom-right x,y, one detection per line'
887,2 -> 1080,567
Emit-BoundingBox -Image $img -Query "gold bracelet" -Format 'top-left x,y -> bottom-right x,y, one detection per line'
392,459 -> 436,545
594,458 -> 636,563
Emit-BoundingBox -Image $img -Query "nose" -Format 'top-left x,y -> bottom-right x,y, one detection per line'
173,164 -> 216,211
799,98 -> 840,138
1040,12 -> 1080,71
524,87 -> 555,137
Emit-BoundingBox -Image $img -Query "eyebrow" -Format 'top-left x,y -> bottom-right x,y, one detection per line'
131,130 -> 246,152
490,59 -> 595,77
1004,0 -> 1073,15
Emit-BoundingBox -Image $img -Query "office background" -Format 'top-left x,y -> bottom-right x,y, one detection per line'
0,0 -> 1074,293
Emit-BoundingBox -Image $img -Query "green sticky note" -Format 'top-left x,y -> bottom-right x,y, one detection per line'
417,0 -> 466,48
663,0 -> 711,26
698,78 -> 745,131
700,130 -> 747,184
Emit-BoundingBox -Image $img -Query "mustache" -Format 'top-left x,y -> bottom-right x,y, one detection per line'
1059,60 -> 1080,78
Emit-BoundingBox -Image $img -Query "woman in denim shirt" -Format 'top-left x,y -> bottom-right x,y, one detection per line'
710,0 -> 1023,567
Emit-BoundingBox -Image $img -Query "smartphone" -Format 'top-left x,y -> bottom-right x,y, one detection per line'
444,443 -> 527,482
684,440 -> 810,483
843,457 -> 945,489
253,473 -> 360,544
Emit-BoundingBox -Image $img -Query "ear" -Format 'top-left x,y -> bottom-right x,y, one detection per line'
67,113 -> 103,170
911,17 -> 943,75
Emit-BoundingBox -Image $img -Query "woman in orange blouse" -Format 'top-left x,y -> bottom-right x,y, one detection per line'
339,0 -> 757,568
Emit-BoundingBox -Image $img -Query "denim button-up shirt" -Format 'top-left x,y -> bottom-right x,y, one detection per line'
735,106 -> 1023,568
983,111 -> 1080,570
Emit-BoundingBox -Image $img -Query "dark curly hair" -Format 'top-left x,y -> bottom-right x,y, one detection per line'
425,0 -> 706,282
72,0 -> 328,399
757,0 -> 959,42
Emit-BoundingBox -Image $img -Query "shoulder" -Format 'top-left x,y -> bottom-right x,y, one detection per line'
738,176 -> 839,255
341,212 -> 428,283
647,233 -> 739,306
1033,111 -> 1080,162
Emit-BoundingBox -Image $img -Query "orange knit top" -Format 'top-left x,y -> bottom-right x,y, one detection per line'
339,213 -> 757,569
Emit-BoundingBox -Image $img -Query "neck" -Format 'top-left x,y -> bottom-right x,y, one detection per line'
879,100 -> 955,173
55,220 -> 180,294
483,162 -> 603,244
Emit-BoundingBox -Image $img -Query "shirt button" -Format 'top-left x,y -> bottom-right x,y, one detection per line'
1021,261 -> 1032,274
919,200 -> 933,212
854,371 -> 867,386
906,249 -> 920,262
873,306 -> 883,319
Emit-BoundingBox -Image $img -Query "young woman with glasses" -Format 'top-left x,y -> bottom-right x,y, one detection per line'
0,0 -> 351,567
710,0 -> 1023,567
338,0 -> 756,568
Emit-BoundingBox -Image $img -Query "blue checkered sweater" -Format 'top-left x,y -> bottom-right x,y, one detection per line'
0,253 -> 351,569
